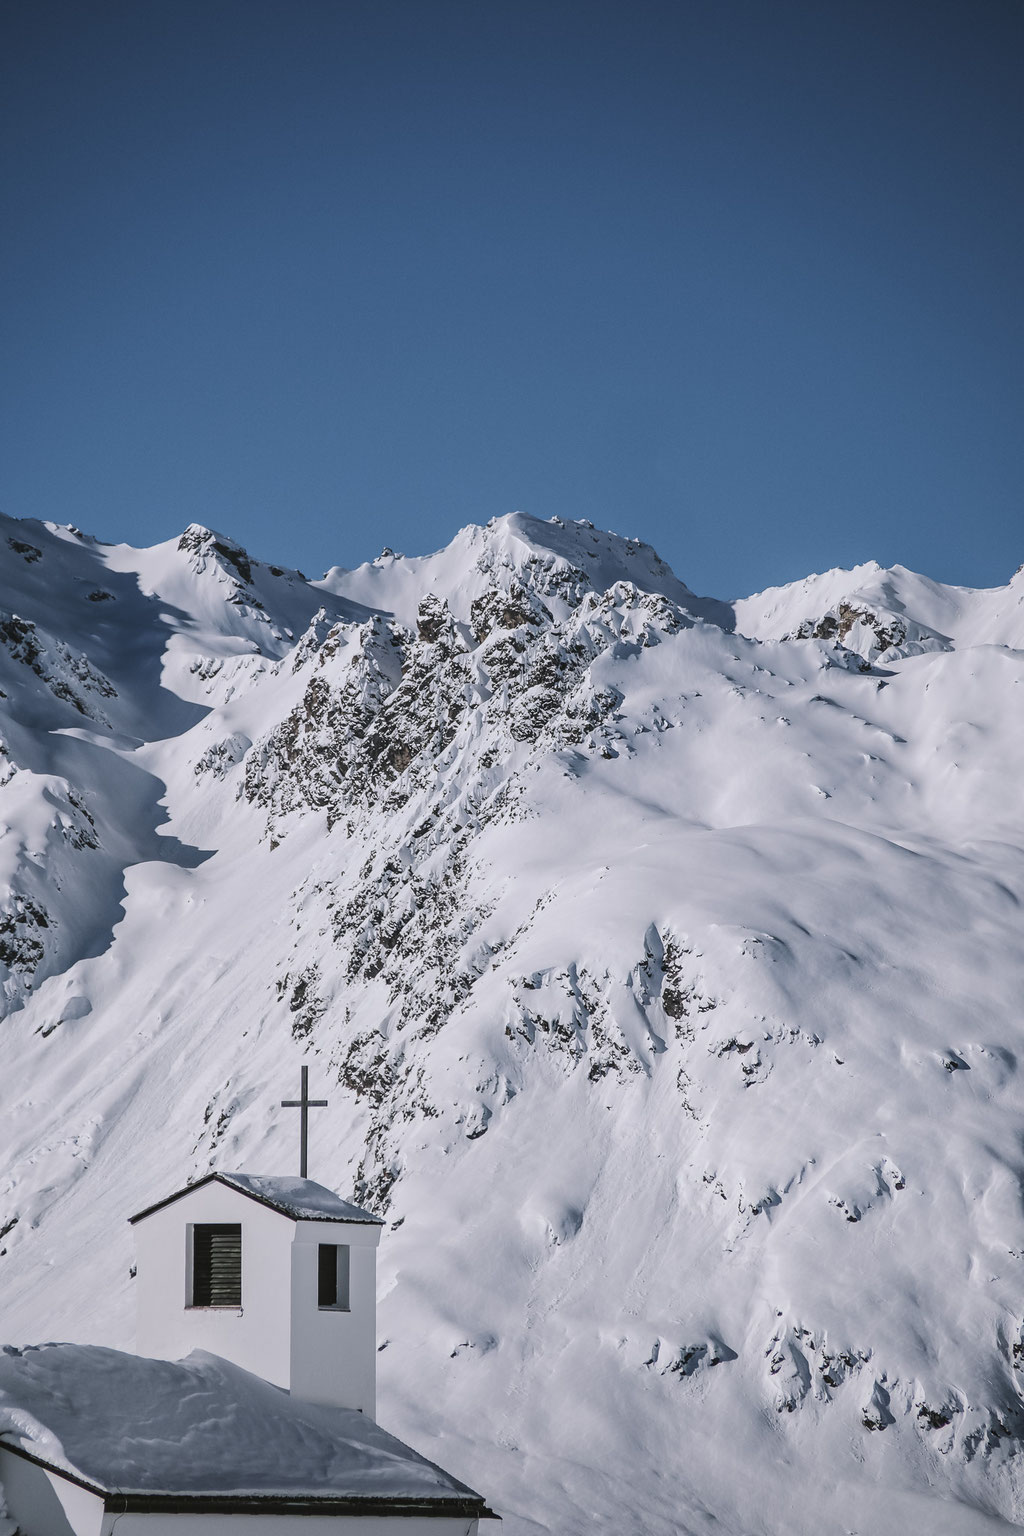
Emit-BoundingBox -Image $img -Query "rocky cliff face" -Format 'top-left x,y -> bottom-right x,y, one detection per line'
1,510 -> 1023,1534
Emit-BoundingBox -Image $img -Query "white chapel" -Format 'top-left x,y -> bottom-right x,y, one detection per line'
131,1171 -> 382,1414
0,1171 -> 495,1536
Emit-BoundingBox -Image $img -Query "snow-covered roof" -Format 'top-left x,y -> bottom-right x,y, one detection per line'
0,1344 -> 490,1517
128,1173 -> 384,1226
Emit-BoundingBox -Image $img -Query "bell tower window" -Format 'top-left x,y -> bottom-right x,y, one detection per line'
318,1243 -> 350,1310
189,1224 -> 242,1307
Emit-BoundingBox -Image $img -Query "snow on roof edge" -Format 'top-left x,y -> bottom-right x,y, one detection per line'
128,1172 -> 383,1226
0,1443 -> 493,1517
0,1345 -> 491,1509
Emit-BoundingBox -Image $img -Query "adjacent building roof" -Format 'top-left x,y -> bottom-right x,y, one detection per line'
128,1172 -> 384,1226
0,1344 -> 491,1518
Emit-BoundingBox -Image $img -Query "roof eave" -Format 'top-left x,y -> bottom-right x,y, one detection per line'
104,1493 -> 496,1518
128,1173 -> 383,1226
0,1443 -> 496,1519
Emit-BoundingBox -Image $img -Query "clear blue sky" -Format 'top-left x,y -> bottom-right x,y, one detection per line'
3,0 -> 1021,597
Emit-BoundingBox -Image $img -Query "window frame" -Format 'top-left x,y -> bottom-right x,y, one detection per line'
186,1222 -> 243,1309
317,1242 -> 350,1311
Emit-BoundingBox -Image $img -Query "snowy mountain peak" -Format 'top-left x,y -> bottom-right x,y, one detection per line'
177,522 -> 261,583
1,509 -> 1023,1534
736,553 -> 1024,663
318,511 -> 734,632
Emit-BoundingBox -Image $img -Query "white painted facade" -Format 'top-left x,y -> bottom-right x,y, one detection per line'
0,1449 -> 104,1536
132,1180 -> 382,1416
110,1520 -> 478,1536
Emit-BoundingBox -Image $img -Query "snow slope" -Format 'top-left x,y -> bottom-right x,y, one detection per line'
1,510 -> 1023,1534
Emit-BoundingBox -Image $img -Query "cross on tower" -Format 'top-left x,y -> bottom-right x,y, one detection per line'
281,1066 -> 328,1179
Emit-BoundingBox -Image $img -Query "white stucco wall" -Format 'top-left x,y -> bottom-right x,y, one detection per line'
133,1183 -> 294,1389
101,1515 -> 478,1536
132,1185 -> 382,1413
289,1220 -> 380,1415
0,1450 -> 104,1536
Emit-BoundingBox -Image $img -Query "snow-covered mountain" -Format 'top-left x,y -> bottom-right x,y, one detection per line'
1,509 -> 1023,1535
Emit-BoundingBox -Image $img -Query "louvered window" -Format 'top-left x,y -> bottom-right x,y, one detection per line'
318,1243 -> 350,1310
190,1224 -> 242,1307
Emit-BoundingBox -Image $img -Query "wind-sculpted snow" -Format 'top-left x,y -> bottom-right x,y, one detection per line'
0,1344 -> 475,1498
1,509 -> 1023,1533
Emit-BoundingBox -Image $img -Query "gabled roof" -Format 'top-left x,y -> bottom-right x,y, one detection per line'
0,1344 -> 493,1518
128,1172 -> 383,1227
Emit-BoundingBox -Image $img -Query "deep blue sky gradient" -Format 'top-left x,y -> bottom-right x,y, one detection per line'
3,0 -> 1022,596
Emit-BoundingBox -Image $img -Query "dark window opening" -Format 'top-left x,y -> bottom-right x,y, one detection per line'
191,1224 -> 242,1307
318,1243 -> 350,1310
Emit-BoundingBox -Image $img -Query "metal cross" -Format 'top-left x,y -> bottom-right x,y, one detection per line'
281,1066 -> 328,1179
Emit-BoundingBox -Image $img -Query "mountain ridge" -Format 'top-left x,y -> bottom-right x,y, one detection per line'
1,509 -> 1023,1535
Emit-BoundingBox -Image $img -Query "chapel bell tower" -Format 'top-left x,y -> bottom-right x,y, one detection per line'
129,1171 -> 384,1415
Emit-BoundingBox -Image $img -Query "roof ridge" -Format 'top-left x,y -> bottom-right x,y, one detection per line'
128,1172 -> 383,1226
